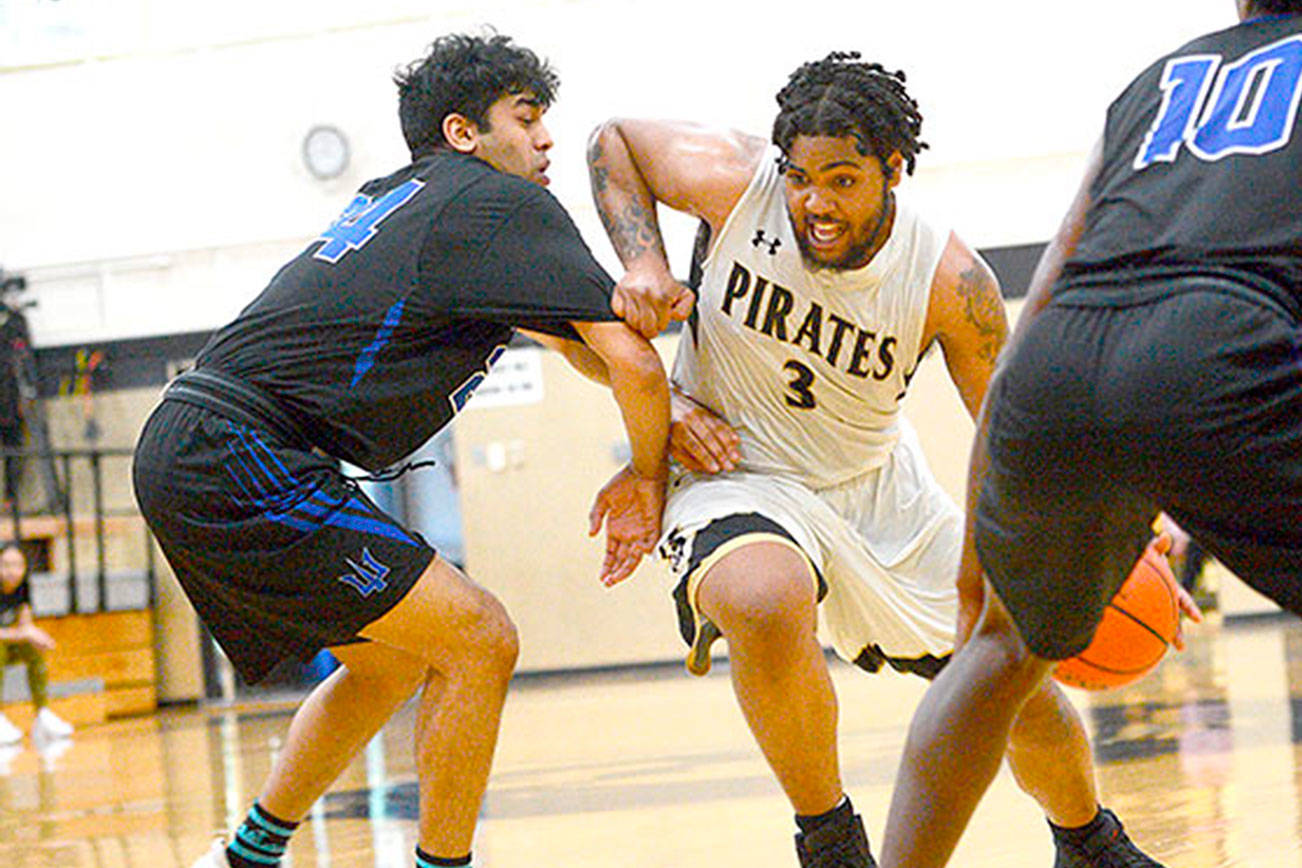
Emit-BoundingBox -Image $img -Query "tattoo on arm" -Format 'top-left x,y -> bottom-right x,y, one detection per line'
588,136 -> 611,196
587,130 -> 667,264
955,265 -> 1008,365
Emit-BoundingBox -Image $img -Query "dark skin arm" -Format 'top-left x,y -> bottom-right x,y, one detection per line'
947,138 -> 1197,643
586,119 -> 765,337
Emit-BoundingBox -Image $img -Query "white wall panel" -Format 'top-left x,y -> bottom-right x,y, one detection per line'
1,0 -> 1237,344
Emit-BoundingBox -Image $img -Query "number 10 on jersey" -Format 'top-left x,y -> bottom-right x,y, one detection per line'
1135,34 -> 1302,169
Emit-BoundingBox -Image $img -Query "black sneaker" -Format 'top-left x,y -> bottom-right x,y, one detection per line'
795,811 -> 877,868
1052,808 -> 1164,868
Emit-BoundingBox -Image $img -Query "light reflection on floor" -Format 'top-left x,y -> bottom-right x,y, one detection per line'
3,612 -> 1302,866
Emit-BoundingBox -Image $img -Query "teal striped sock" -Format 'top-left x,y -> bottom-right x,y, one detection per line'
226,803 -> 299,867
415,846 -> 471,867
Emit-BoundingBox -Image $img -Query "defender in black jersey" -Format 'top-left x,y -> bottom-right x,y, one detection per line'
880,5 -> 1302,867
133,34 -> 671,868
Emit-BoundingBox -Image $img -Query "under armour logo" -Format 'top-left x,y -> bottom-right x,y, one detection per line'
338,547 -> 390,597
751,229 -> 781,255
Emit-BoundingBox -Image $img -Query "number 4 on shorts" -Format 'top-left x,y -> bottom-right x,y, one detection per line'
313,178 -> 425,264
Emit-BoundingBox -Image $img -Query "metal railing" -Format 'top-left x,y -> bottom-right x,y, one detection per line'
2,447 -> 155,613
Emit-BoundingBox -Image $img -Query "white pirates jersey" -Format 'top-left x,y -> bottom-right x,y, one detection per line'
674,145 -> 950,489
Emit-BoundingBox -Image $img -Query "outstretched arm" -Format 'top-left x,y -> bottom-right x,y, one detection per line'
587,119 -> 764,337
526,326 -> 741,476
568,320 -> 671,585
520,329 -> 611,386
951,139 -> 1103,643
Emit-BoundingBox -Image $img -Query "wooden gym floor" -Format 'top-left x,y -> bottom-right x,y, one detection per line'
3,610 -> 1302,867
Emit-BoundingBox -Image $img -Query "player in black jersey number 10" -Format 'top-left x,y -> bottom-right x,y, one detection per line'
882,3 -> 1302,866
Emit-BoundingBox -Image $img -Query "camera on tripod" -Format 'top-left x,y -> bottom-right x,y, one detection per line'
0,270 -> 28,297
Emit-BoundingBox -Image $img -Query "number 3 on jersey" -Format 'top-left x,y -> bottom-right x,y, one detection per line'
783,359 -> 817,409
313,178 -> 425,263
1136,34 -> 1302,168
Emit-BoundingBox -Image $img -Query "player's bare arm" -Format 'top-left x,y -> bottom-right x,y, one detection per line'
520,329 -> 611,385
922,233 -> 1010,422
520,335 -> 743,489
570,319 -> 671,585
917,232 -> 1010,641
668,384 -> 741,474
950,142 -> 1103,630
586,119 -> 766,337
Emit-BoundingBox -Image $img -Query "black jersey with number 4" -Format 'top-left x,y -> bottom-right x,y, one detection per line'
1061,14 -> 1302,310
195,151 -> 617,471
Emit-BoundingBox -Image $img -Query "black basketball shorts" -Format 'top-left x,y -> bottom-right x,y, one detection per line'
132,399 -> 434,683
975,278 -> 1302,660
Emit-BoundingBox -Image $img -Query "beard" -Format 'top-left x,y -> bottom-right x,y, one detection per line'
794,229 -> 878,272
788,191 -> 895,273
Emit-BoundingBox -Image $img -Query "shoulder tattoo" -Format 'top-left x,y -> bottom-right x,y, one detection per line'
955,264 -> 1008,364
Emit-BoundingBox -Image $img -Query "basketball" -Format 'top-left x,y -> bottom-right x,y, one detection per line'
1053,546 -> 1180,691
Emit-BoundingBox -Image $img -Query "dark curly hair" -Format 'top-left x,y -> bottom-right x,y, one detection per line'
772,51 -> 927,177
1250,0 -> 1302,12
394,32 -> 560,157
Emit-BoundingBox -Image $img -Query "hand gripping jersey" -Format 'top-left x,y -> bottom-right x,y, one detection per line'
1062,14 -> 1302,314
196,151 -> 616,472
674,146 -> 949,489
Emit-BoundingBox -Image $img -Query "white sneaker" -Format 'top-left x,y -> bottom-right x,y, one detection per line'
190,838 -> 233,868
36,734 -> 71,769
33,707 -> 73,740
0,713 -> 21,745
0,744 -> 20,775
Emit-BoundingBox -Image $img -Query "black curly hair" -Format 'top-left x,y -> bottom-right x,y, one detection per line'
394,31 -> 560,158
772,51 -> 927,177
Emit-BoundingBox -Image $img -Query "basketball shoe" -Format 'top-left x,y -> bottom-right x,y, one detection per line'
794,809 -> 876,868
33,707 -> 73,740
190,838 -> 233,868
1051,808 -> 1163,868
0,712 -> 21,745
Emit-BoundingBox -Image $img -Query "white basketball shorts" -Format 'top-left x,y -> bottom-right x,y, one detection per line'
658,423 -> 961,676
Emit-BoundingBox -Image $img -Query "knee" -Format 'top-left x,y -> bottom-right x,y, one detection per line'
702,567 -> 816,647
965,615 -> 1054,699
456,592 -> 519,681
1010,682 -> 1081,749
367,654 -> 429,702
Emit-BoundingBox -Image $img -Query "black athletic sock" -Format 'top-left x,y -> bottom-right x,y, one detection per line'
796,794 -> 854,834
415,845 -> 471,867
1049,805 -> 1112,845
226,802 -> 300,867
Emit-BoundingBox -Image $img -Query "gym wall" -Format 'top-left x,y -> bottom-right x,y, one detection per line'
0,0 -> 1235,683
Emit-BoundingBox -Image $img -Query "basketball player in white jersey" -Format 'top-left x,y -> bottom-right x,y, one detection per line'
586,53 -> 1169,868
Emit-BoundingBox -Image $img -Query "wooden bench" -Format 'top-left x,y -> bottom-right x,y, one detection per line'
0,609 -> 157,728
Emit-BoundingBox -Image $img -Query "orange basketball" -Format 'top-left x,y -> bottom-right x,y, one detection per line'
1053,546 -> 1180,691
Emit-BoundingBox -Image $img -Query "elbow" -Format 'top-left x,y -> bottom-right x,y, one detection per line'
609,336 -> 667,390
587,118 -> 627,166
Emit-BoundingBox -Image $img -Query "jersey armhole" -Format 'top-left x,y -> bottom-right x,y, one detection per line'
698,146 -> 782,274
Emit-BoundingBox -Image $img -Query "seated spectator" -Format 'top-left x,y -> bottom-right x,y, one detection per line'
0,542 -> 72,743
